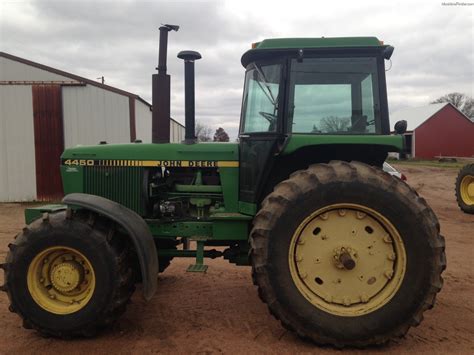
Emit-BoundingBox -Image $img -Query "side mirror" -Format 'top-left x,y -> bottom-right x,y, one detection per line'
394,120 -> 407,134
383,45 -> 394,60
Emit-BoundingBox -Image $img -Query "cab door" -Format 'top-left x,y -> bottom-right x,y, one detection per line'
238,61 -> 285,206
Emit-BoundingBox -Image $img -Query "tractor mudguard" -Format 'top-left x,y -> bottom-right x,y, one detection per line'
62,193 -> 158,301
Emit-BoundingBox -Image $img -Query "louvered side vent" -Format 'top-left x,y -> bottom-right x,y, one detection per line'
84,167 -> 144,215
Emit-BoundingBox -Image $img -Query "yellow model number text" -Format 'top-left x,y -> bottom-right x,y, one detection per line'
64,159 -> 94,166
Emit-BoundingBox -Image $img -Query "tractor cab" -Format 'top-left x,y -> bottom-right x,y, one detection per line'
238,38 -> 397,204
240,38 -> 393,135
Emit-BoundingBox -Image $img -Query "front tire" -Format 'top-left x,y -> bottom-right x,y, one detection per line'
3,210 -> 135,337
250,161 -> 445,347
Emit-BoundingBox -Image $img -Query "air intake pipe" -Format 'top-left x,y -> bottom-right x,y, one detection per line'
152,24 -> 179,143
177,50 -> 202,144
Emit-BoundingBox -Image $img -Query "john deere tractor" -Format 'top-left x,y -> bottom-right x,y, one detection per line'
1,25 -> 445,347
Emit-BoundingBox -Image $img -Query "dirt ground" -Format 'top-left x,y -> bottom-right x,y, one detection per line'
0,165 -> 473,354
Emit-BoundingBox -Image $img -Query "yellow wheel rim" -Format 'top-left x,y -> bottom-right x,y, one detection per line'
27,246 -> 96,315
289,204 -> 406,317
460,175 -> 474,205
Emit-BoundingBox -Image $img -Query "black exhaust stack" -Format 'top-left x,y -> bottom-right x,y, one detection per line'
177,50 -> 201,144
152,24 -> 179,143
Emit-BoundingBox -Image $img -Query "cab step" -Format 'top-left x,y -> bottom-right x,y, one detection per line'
186,239 -> 207,273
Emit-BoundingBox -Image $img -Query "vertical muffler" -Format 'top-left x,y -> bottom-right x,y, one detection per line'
152,24 -> 179,144
177,50 -> 201,144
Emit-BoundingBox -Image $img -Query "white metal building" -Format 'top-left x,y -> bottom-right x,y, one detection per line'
0,52 -> 184,202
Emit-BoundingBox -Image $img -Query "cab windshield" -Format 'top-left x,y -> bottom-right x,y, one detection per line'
241,63 -> 281,133
240,57 -> 382,135
288,57 -> 381,134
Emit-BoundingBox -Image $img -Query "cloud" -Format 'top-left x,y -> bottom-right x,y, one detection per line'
1,0 -> 472,139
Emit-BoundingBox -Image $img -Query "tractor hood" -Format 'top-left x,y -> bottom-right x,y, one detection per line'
61,142 -> 239,167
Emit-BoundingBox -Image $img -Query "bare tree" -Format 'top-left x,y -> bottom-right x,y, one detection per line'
195,121 -> 212,142
213,127 -> 230,142
431,92 -> 474,118
320,116 -> 350,132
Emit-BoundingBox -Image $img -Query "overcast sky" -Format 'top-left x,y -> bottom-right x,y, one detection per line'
1,0 -> 473,138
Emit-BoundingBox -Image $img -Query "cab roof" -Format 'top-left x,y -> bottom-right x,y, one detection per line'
241,37 -> 389,67
252,37 -> 384,49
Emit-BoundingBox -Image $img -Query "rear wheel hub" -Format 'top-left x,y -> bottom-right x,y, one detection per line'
289,204 -> 406,316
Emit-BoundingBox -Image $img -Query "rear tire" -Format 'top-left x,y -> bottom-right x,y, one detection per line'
2,210 -> 135,338
250,161 -> 445,347
455,164 -> 474,214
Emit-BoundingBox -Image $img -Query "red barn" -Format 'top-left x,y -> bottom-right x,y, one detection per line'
391,103 -> 474,159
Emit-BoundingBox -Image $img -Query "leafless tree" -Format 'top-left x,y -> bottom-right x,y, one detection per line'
195,121 -> 213,142
431,92 -> 474,119
320,116 -> 350,132
213,127 -> 230,142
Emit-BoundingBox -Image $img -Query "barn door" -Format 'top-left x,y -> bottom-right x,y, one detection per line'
32,85 -> 64,201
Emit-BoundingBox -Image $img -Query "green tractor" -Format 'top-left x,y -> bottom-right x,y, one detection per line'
1,25 -> 445,347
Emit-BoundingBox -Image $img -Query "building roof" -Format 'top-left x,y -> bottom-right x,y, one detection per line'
0,51 -> 184,128
390,103 -> 448,131
390,102 -> 474,132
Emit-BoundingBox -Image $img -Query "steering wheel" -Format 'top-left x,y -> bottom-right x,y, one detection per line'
259,111 -> 277,123
259,111 -> 278,131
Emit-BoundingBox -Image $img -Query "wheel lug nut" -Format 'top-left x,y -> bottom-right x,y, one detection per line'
338,209 -> 346,217
356,212 -> 366,219
384,270 -> 393,279
383,235 -> 392,243
49,294 -> 56,299
387,253 -> 396,261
